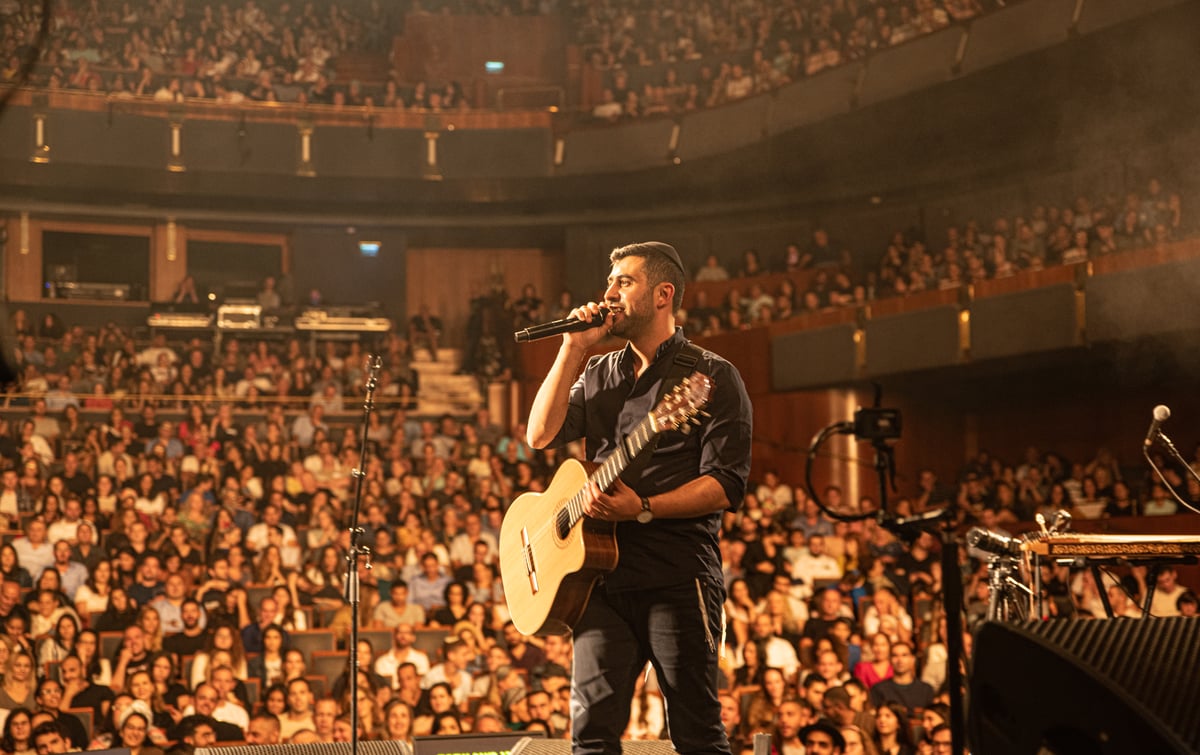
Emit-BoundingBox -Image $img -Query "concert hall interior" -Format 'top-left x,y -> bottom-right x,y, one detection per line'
2,0 -> 1200,753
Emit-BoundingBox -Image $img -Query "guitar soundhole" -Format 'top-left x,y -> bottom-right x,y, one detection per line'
555,509 -> 571,540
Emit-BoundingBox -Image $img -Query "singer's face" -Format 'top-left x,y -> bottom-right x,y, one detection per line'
605,256 -> 655,338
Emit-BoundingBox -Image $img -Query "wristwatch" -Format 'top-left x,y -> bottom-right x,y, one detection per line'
637,495 -> 654,524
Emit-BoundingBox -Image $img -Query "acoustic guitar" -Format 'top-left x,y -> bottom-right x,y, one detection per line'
499,373 -> 714,636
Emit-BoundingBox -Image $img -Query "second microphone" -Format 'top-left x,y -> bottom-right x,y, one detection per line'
514,308 -> 609,343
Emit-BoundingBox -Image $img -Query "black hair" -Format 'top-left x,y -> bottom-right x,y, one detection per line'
610,242 -> 687,311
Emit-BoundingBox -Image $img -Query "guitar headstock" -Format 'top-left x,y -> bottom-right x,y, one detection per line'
650,372 -> 714,432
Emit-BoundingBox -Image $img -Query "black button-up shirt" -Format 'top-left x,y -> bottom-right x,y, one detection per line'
551,329 -> 752,591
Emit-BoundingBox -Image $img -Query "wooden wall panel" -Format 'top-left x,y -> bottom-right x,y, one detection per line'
392,15 -> 566,95
405,247 -> 563,348
696,327 -> 772,397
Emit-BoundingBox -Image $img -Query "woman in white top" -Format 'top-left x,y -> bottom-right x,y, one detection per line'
861,585 -> 914,645
306,508 -> 340,552
95,474 -> 120,516
133,474 -> 167,518
37,613 -> 79,666
271,585 -> 308,632
74,559 -> 114,620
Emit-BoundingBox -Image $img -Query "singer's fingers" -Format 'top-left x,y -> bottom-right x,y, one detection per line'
583,481 -> 600,504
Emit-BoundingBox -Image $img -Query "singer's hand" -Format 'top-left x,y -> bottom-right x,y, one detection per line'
563,302 -> 611,350
582,477 -> 641,521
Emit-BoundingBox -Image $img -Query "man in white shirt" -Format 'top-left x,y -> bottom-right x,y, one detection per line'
13,517 -> 55,581
244,503 -> 301,568
725,64 -> 754,100
449,513 -> 497,569
370,581 -> 426,628
0,468 -> 30,523
96,438 -> 133,478
591,88 -> 623,121
790,534 -> 844,591
373,623 -> 431,688
750,613 -> 799,680
47,541 -> 88,601
28,399 -> 60,442
136,334 -> 178,367
422,638 -> 474,705
150,574 -> 199,635
209,666 -> 251,731
1150,567 -> 1189,617
46,497 -> 87,546
280,678 -> 316,740
184,684 -> 244,740
19,420 -> 54,466
291,405 -> 327,450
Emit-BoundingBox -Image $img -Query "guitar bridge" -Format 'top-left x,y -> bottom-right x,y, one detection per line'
521,527 -> 539,594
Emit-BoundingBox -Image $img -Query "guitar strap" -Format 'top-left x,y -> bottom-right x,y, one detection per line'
619,340 -> 704,487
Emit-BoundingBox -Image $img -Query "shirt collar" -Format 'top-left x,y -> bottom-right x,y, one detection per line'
618,327 -> 687,373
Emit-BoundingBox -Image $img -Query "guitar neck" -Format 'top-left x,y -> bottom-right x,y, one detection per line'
561,415 -> 657,530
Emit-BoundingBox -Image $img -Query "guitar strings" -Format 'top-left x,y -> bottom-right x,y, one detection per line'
500,382 -> 708,595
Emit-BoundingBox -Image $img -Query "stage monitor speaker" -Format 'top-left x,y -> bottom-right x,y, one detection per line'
970,617 -> 1200,754
511,738 -> 677,755
197,743 -> 409,755
416,732 -> 544,755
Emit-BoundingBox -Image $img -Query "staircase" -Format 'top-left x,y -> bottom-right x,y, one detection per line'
411,348 -> 485,416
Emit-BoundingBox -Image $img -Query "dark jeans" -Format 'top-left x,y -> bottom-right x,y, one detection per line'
571,577 -> 730,755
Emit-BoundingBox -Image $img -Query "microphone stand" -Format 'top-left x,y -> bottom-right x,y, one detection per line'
805,404 -> 965,751
868,436 -> 965,755
345,355 -> 382,755
1145,429 -> 1200,516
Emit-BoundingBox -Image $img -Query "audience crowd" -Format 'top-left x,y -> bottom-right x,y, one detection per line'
1,0 -> 1028,118
0,297 -> 1192,755
678,177 -> 1188,338
583,0 -> 997,121
0,0 -> 477,109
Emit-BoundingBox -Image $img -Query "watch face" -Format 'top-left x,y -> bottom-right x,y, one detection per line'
637,510 -> 653,524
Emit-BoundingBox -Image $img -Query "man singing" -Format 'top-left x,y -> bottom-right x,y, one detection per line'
527,241 -> 752,755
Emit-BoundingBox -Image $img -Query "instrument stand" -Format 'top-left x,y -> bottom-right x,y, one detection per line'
343,356 -> 382,755
1091,564 -> 1115,618
939,526 -> 968,755
985,555 -> 1031,622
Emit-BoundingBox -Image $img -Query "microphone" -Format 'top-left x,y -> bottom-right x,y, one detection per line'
966,527 -> 1023,557
514,309 -> 608,343
877,507 -> 951,536
1050,509 -> 1072,534
1144,404 -> 1171,447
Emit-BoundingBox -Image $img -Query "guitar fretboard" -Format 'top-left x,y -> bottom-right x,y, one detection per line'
555,414 -> 657,539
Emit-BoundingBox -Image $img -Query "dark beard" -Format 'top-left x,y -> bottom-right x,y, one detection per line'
609,312 -> 649,339
608,297 -> 654,339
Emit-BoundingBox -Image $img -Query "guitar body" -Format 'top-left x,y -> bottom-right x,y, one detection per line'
500,459 -> 618,636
